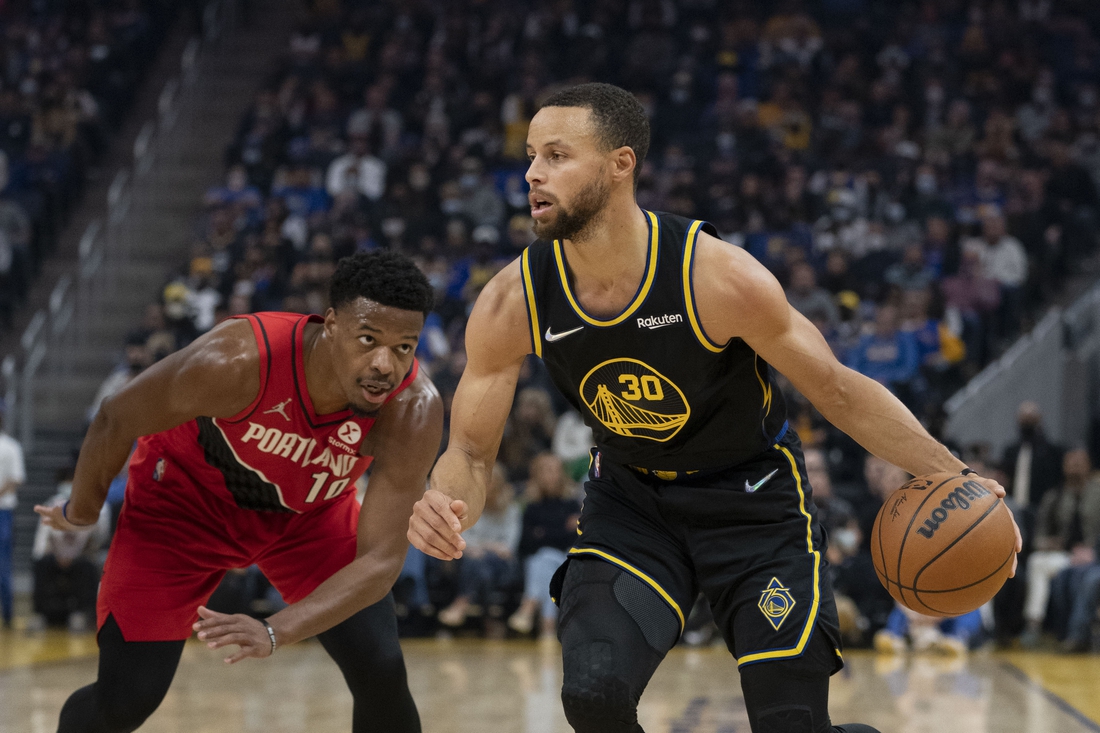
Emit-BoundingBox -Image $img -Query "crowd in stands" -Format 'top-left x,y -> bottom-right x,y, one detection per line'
0,0 -> 181,332
35,0 -> 1100,650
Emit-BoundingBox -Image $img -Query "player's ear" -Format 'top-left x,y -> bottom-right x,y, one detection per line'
609,145 -> 636,184
323,307 -> 338,336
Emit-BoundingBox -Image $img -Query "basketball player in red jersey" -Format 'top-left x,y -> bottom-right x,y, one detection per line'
35,251 -> 441,733
410,84 -> 1022,733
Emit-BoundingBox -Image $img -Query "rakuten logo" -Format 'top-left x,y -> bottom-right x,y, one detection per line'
637,314 -> 683,330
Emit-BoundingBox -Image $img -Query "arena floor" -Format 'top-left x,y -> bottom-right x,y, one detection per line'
2,630 -> 1099,733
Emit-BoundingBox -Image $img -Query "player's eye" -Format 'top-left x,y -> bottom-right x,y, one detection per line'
358,335 -> 374,346
396,344 -> 413,355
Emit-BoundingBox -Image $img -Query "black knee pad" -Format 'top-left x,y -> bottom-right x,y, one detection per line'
561,640 -> 637,729
557,559 -> 680,733
558,558 -> 679,653
754,705 -> 816,733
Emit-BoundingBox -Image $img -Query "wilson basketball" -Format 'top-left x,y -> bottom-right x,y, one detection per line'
870,473 -> 1016,617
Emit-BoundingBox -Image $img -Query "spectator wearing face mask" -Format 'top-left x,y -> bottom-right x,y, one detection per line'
86,332 -> 153,422
1002,401 -> 1065,512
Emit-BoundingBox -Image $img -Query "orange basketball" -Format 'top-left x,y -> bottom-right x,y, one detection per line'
870,473 -> 1016,617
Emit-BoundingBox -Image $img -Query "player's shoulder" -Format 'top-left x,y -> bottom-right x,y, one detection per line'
690,230 -> 789,339
397,365 -> 442,408
174,317 -> 261,382
465,255 -> 534,360
365,365 -> 443,458
693,230 -> 785,301
478,255 -> 526,311
380,364 -> 443,425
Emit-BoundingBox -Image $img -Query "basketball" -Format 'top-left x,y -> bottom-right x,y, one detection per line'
871,473 -> 1016,617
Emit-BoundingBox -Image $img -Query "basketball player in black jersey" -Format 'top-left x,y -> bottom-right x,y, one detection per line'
410,83 -> 1021,733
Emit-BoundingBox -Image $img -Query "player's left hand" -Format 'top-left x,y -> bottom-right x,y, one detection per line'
193,606 -> 274,664
969,473 -> 1023,577
33,503 -> 95,532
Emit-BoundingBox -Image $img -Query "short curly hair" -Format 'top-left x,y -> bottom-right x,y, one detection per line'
329,250 -> 434,316
541,83 -> 650,183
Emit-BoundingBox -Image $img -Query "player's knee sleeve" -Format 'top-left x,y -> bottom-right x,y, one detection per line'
740,630 -> 879,733
318,598 -> 410,697
97,695 -> 162,733
57,616 -> 182,733
557,559 -> 679,733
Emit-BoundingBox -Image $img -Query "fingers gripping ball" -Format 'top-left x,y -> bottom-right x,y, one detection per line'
871,473 -> 1016,617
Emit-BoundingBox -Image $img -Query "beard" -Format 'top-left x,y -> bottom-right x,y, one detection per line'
532,176 -> 611,243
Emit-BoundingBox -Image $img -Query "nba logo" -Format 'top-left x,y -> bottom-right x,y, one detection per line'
594,452 -> 601,478
153,458 -> 166,481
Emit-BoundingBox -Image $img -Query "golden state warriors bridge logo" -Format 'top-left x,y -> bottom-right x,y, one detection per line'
758,577 -> 796,631
579,358 -> 690,442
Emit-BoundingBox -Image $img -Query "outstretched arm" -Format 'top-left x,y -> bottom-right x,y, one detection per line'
694,235 -> 963,475
408,259 -> 531,561
35,320 -> 259,530
692,234 -> 1021,567
196,373 -> 444,662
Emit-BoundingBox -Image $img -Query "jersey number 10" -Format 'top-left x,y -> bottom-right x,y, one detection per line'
305,472 -> 351,503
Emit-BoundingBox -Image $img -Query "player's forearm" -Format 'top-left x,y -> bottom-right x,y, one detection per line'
68,402 -> 134,523
0,480 -> 17,498
265,552 -> 402,646
430,444 -> 490,529
816,370 -> 966,477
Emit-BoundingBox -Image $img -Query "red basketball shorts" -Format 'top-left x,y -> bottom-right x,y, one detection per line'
97,465 -> 359,641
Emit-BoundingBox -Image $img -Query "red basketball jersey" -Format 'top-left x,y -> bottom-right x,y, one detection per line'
132,312 -> 419,514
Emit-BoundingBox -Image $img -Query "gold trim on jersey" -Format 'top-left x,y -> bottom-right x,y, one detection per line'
681,219 -> 727,353
754,354 -> 773,418
552,210 -> 660,327
568,547 -> 686,631
736,444 -> 821,667
521,248 -> 543,358
578,358 -> 690,442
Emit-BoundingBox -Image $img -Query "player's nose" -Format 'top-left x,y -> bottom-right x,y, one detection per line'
367,348 -> 396,377
525,157 -> 545,186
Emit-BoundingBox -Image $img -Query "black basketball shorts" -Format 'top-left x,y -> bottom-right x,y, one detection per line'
551,431 -> 843,672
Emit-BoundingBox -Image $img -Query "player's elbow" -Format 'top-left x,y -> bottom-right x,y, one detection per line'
811,368 -> 854,418
92,395 -> 127,441
356,546 -> 405,591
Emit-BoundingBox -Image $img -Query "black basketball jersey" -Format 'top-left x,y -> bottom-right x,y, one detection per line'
520,210 -> 788,472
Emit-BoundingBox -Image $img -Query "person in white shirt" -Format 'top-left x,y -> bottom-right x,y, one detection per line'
30,472 -> 111,632
325,132 -> 386,202
965,210 -> 1029,339
0,404 -> 26,628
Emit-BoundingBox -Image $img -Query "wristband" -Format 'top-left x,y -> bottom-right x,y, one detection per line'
960,468 -> 977,476
260,618 -> 277,654
61,500 -> 97,528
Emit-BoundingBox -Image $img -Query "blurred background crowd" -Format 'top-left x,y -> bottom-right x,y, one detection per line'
0,0 -> 180,330
5,0 -> 1100,655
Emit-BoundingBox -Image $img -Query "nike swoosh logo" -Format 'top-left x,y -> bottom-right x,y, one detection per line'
745,468 -> 779,493
646,322 -> 675,330
545,326 -> 584,342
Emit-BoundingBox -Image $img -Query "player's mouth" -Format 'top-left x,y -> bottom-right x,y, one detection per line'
529,193 -> 555,219
360,382 -> 393,404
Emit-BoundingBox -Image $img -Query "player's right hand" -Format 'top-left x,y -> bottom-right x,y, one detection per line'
408,489 -> 468,560
33,503 -> 95,532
